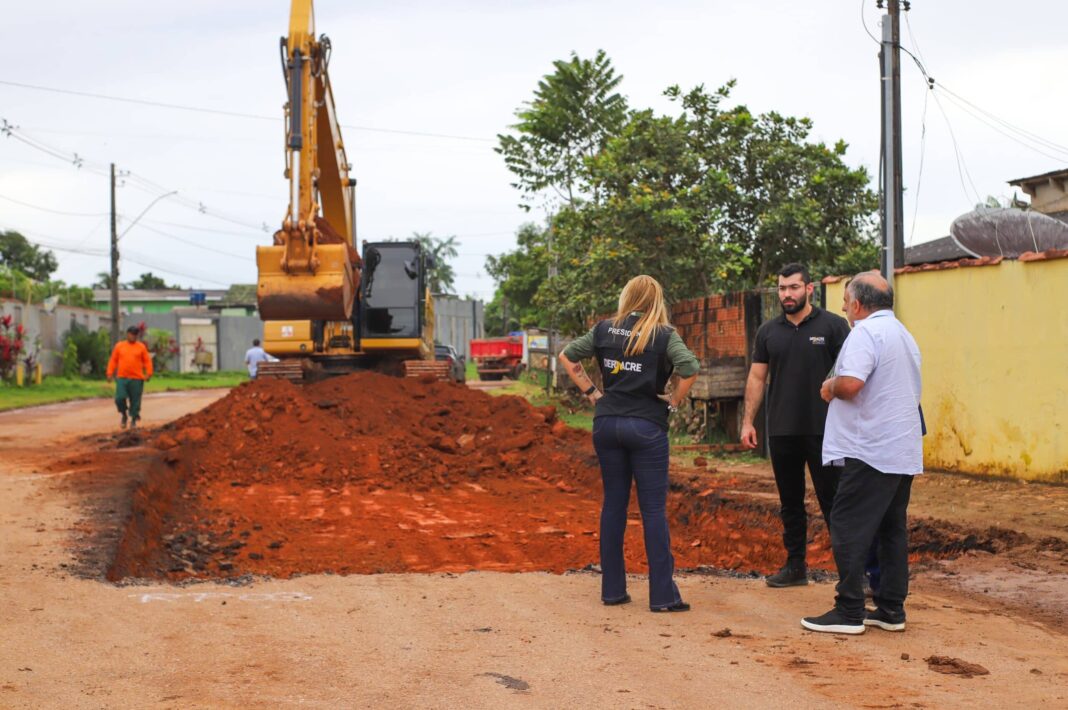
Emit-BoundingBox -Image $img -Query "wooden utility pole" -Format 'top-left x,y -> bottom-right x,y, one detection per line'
109,163 -> 120,345
880,0 -> 906,287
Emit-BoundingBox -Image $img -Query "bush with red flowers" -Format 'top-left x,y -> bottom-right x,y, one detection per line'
0,315 -> 27,381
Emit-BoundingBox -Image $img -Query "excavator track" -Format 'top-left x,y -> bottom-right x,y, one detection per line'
402,360 -> 452,381
257,360 -> 305,382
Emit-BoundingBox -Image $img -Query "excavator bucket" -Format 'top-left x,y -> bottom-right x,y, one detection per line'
256,241 -> 355,321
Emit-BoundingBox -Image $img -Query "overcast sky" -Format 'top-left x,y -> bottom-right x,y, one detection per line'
2,1 -> 1066,300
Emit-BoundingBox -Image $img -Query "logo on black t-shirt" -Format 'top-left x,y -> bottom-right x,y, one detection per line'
809,336 -> 826,345
603,357 -> 643,374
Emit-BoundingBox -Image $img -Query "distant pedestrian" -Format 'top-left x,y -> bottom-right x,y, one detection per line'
740,263 -> 851,587
244,339 -> 271,379
106,325 -> 153,429
560,275 -> 699,612
801,272 -> 923,635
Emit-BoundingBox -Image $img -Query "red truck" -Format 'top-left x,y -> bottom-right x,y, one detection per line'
469,335 -> 524,381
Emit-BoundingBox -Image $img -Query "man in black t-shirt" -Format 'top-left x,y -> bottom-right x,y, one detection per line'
741,263 -> 851,587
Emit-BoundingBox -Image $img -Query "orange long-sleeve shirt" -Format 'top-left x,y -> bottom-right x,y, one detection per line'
107,340 -> 153,380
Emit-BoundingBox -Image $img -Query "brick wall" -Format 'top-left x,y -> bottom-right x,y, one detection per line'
670,291 -> 748,362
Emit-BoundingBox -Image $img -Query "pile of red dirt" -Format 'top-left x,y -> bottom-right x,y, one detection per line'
107,372 -> 829,581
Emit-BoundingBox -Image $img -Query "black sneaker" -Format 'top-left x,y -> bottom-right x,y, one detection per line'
864,607 -> 906,632
765,565 -> 808,588
650,600 -> 690,613
120,414 -> 128,430
801,608 -> 865,635
603,593 -> 631,606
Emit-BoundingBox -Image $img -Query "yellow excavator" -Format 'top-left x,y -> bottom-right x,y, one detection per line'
256,0 -> 446,381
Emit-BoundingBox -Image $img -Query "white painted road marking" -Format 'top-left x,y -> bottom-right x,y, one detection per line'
129,591 -> 312,603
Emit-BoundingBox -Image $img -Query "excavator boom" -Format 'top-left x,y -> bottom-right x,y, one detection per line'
254,1 -> 442,382
256,0 -> 358,322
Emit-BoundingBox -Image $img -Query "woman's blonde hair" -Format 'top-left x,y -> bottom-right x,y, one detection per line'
612,275 -> 671,356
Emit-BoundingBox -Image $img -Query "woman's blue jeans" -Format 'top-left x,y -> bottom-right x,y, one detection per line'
592,415 -> 682,608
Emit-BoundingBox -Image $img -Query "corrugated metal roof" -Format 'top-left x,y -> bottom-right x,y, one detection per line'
904,236 -> 972,265
1007,168 -> 1068,186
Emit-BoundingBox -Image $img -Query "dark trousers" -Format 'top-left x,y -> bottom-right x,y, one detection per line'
830,458 -> 914,622
767,435 -> 839,567
114,377 -> 145,420
592,415 -> 681,608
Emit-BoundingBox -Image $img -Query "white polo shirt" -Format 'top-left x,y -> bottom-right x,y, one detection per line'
822,309 -> 923,475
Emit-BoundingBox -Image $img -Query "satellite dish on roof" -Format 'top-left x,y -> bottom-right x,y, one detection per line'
949,207 -> 1068,259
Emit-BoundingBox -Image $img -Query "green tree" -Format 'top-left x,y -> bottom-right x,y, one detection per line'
496,50 -> 629,210
0,230 -> 58,281
484,223 -> 550,334
531,82 -> 877,331
129,272 -> 174,289
92,271 -> 115,289
398,232 -> 458,294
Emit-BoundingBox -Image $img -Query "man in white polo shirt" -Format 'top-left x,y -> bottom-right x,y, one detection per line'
800,272 -> 923,635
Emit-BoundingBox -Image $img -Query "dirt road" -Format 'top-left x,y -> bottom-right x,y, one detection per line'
1,392 -> 1066,708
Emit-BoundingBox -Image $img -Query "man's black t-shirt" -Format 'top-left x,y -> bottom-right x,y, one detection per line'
752,306 -> 851,436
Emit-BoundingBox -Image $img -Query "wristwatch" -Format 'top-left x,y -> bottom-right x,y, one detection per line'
583,384 -> 597,396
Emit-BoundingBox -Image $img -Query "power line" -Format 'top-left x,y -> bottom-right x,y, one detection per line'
123,221 -> 254,260
0,78 -> 495,143
896,17 -> 1068,169
935,89 -> 1068,164
860,0 -> 881,46
908,87 -> 928,247
18,230 -> 233,286
3,121 -> 274,233
903,11 -> 928,247
930,90 -> 982,206
0,192 -> 108,217
142,219 -> 268,239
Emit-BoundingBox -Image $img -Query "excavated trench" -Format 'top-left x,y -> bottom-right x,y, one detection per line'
100,373 -> 1008,582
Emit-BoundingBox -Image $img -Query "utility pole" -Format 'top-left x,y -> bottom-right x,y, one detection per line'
109,163 -> 120,345
880,0 -> 906,287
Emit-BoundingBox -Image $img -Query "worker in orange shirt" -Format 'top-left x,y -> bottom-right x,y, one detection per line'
106,325 -> 153,429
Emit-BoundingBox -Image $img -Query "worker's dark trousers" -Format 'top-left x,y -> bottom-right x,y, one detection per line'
115,377 -> 145,420
592,415 -> 682,609
830,458 -> 914,623
768,435 -> 839,568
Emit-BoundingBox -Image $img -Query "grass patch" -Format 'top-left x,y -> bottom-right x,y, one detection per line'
0,371 -> 246,412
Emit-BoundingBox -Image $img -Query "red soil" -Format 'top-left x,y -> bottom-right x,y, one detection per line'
107,372 -> 829,581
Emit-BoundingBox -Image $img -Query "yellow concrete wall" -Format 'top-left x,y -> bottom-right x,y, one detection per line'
824,259 -> 1067,481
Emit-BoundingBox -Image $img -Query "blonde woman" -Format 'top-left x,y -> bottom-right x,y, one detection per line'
559,275 -> 699,611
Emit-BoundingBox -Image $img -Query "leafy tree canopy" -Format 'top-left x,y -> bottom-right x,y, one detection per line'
490,67 -> 879,334
0,230 -> 58,281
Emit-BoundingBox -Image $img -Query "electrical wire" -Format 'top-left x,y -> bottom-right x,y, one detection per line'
121,221 -> 254,260
142,219 -> 268,239
860,0 -> 881,45
908,86 -> 928,246
935,89 -> 1068,164
0,192 -> 108,217
930,90 -> 982,206
902,11 -> 928,246
1,124 -> 273,234
0,78 -> 495,143
14,229 -> 237,286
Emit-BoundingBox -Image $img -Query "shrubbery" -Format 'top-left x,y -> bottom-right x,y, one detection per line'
62,324 -> 111,377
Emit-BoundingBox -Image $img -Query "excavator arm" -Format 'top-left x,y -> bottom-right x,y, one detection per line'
257,0 -> 359,321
